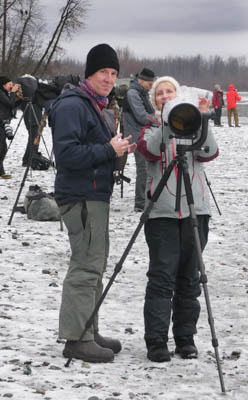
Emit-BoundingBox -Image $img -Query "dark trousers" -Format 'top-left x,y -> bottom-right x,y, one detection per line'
22,103 -> 42,164
144,215 -> 209,344
22,124 -> 39,165
214,107 -> 222,125
0,124 -> 7,175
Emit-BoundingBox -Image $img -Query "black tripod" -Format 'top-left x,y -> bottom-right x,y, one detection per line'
8,99 -> 54,226
6,100 -> 50,159
64,113 -> 225,393
167,144 -> 225,394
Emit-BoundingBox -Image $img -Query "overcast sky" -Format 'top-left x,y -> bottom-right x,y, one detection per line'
41,0 -> 248,63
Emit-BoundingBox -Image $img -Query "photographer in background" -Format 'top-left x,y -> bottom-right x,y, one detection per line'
138,76 -> 219,363
123,68 -> 156,212
0,76 -> 19,179
212,84 -> 224,127
226,83 -> 242,127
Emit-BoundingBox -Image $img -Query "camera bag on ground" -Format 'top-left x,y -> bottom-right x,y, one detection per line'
31,152 -> 53,171
24,185 -> 60,221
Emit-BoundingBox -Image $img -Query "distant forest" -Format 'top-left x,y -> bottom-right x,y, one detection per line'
45,48 -> 248,91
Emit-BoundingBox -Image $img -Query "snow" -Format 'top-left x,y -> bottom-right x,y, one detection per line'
0,99 -> 248,400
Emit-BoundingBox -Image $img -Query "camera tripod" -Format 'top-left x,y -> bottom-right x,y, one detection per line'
64,114 -> 225,393
6,100 -> 50,159
7,99 -> 56,226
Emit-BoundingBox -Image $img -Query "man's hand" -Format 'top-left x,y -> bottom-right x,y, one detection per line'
128,142 -> 137,153
110,134 -> 132,157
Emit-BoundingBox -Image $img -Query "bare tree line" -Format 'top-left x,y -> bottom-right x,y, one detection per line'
46,49 -> 248,91
116,48 -> 248,90
0,0 -> 90,77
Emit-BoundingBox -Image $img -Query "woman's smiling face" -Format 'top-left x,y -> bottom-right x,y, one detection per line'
155,81 -> 177,111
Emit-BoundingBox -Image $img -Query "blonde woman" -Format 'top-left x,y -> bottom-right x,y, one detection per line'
138,76 -> 219,362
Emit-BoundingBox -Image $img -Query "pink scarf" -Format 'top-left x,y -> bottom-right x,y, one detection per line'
80,79 -> 109,108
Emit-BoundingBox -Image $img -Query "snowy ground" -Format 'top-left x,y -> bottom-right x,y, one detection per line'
0,97 -> 248,400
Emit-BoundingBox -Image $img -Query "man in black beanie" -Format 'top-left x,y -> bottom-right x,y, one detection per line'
50,44 -> 134,363
84,43 -> 120,78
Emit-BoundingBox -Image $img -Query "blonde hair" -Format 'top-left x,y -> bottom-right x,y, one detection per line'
150,76 -> 180,120
150,76 -> 180,111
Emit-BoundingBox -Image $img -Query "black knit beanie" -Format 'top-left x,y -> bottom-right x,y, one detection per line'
0,76 -> 11,87
85,44 -> 120,78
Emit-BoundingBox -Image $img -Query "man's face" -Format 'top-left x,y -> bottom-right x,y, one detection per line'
140,79 -> 153,90
87,68 -> 118,96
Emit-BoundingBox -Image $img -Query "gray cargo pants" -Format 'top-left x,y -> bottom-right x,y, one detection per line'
58,200 -> 109,341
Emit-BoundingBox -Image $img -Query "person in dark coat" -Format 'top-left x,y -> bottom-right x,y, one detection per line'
123,68 -> 157,211
50,44 -> 135,363
0,76 -> 19,178
14,75 -> 43,167
212,84 -> 224,126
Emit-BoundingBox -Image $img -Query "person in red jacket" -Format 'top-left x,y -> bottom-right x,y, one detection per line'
212,84 -> 224,126
226,84 -> 242,127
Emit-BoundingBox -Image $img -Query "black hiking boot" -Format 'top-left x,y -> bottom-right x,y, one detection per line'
146,340 -> 171,362
94,332 -> 122,354
63,340 -> 114,363
175,336 -> 198,359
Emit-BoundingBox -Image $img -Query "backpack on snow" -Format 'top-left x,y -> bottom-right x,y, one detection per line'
24,185 -> 60,221
31,152 -> 53,171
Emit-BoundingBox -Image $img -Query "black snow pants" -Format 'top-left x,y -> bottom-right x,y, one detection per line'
144,215 -> 209,344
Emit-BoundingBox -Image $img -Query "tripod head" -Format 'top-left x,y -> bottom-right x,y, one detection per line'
22,96 -> 34,103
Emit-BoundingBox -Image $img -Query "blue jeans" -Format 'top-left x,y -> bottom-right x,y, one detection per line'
144,215 -> 209,344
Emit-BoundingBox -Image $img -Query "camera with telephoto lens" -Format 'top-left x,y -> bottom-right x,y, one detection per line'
162,86 -> 214,152
3,120 -> 14,140
162,86 -> 204,140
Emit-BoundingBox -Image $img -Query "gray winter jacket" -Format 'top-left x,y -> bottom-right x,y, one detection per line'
123,78 -> 156,143
137,124 -> 219,219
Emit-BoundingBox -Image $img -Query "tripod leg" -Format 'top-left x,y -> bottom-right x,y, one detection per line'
175,163 -> 182,212
204,171 -> 222,216
29,104 -> 52,163
64,158 -> 177,367
120,175 -> 124,198
182,159 -> 226,393
8,166 -> 30,225
64,210 -> 147,367
59,215 -> 64,231
8,102 -> 38,225
6,112 -> 24,155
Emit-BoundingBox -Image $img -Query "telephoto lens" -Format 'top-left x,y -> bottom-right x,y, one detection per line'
3,121 -> 14,140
